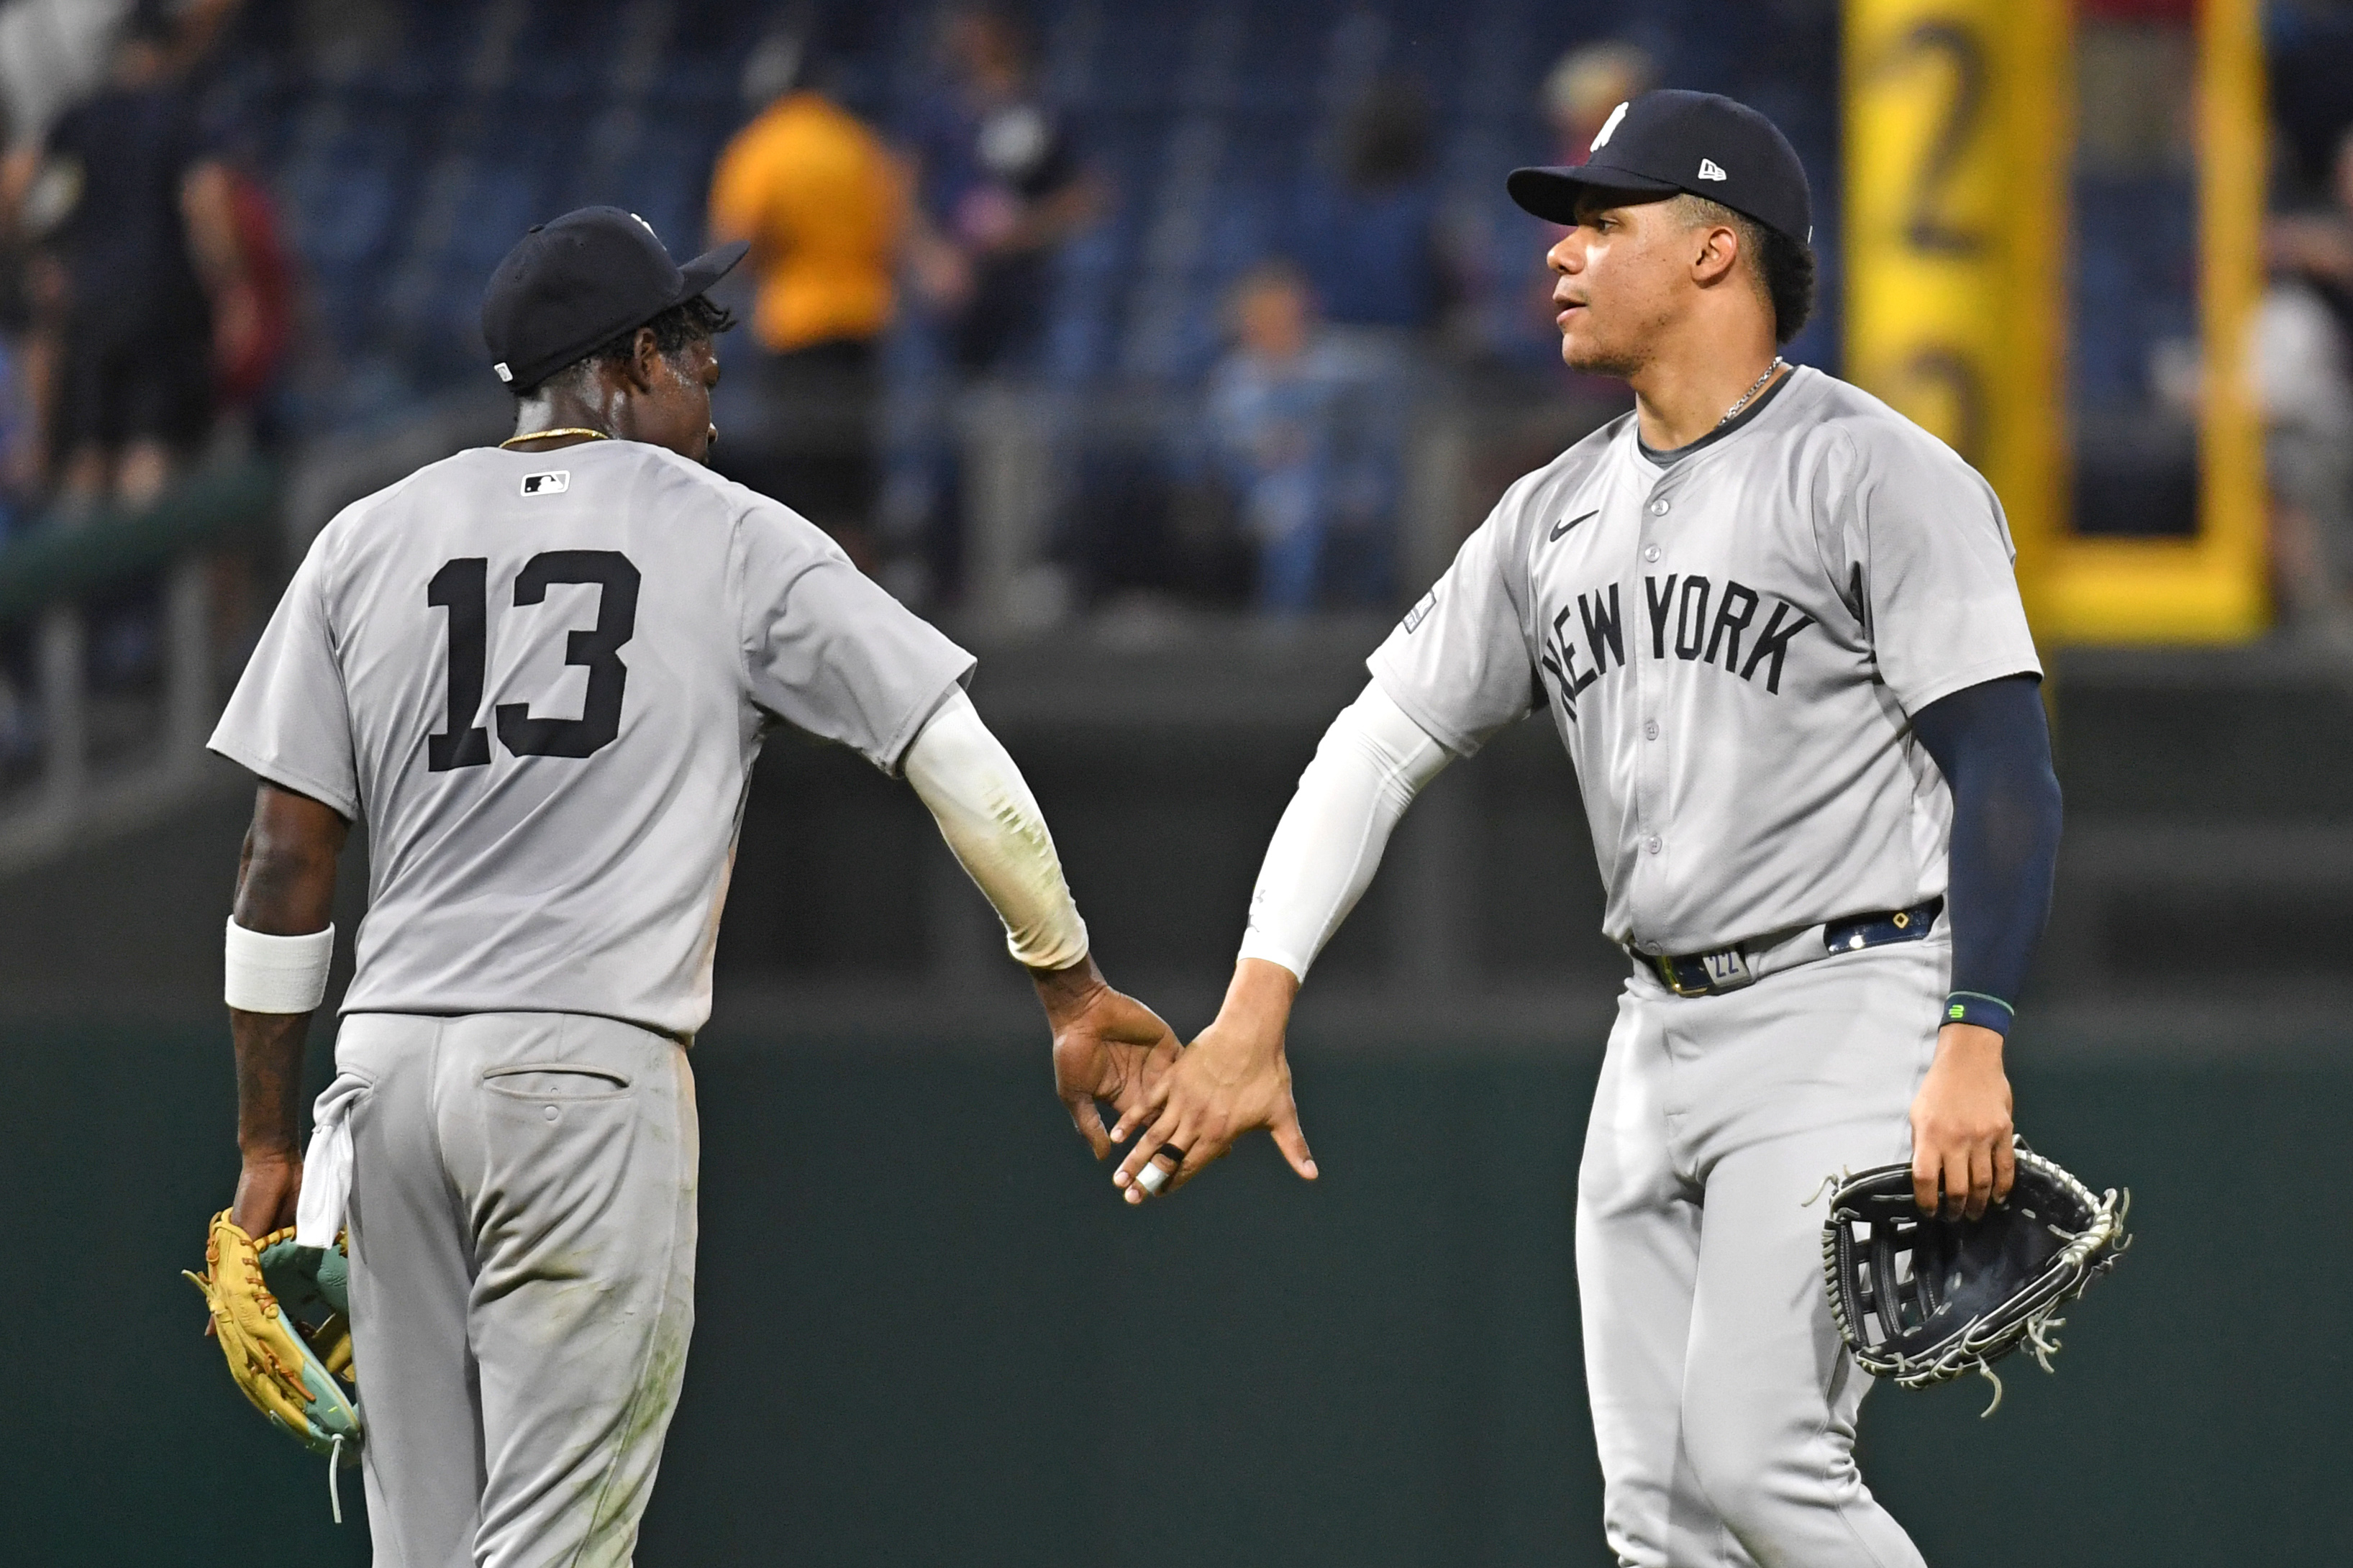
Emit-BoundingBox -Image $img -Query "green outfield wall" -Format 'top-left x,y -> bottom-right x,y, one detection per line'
4,1018 -> 2343,1566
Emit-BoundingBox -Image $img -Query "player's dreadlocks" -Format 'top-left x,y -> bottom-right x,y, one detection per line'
515,294 -> 737,398
1672,193 -> 1815,346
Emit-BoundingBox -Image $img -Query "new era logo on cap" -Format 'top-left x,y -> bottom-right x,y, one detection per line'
1698,158 -> 1727,181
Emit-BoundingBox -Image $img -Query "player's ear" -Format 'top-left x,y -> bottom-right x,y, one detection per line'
1692,222 -> 1740,285
624,325 -> 664,392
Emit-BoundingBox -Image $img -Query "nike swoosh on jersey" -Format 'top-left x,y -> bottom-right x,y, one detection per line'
1549,509 -> 1599,542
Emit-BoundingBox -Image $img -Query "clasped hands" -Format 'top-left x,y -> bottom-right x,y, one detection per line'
1055,960 -> 2013,1219
1042,955 -> 1318,1208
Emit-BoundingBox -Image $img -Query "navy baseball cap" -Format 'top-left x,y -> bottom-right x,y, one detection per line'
481,206 -> 747,391
1507,89 -> 1813,246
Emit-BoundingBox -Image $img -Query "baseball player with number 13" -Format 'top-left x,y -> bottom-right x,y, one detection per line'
1116,93 -> 2065,1565
206,207 -> 1179,1564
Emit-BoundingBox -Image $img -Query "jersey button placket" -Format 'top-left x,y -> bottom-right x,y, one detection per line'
1632,483 -> 1673,908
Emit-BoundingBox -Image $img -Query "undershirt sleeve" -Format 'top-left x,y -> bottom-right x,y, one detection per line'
902,688 -> 1088,971
1909,675 -> 2064,1036
1238,683 -> 1453,982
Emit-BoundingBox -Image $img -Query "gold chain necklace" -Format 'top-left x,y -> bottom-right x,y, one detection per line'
500,427 -> 610,449
1716,357 -> 1788,429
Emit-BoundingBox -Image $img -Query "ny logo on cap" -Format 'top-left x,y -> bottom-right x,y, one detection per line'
1698,158 -> 1728,181
1590,101 -> 1628,152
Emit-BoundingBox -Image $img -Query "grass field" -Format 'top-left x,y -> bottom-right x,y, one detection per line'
9,1019 -> 2345,1564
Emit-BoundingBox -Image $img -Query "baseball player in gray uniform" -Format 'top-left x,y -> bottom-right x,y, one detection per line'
209,207 -> 1179,1566
1111,94 -> 2065,1565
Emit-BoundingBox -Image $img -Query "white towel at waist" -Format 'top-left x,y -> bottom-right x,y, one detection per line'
294,1075 -> 367,1247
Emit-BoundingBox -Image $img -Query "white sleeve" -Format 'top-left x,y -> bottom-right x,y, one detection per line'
902,688 -> 1089,971
1237,682 -> 1452,983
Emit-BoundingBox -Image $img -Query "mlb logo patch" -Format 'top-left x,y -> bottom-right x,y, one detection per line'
521,471 -> 569,496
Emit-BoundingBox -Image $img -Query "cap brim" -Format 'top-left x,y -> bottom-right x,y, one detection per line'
678,239 -> 750,299
1507,165 -> 1685,224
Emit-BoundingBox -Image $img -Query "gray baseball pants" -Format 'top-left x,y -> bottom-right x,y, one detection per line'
1578,934 -> 1946,1567
329,1011 -> 699,1568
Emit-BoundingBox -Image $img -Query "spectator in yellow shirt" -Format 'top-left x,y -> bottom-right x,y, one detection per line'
708,30 -> 908,567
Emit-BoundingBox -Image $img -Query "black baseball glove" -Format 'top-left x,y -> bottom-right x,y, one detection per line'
1820,1141 -> 2131,1416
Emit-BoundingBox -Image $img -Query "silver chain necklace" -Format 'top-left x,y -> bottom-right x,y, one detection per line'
1717,357 -> 1788,429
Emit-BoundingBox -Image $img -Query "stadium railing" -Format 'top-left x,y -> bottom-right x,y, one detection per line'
0,460 -> 277,876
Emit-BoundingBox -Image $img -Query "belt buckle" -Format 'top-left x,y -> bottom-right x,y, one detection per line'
1699,947 -> 1755,993
1655,947 -> 1752,997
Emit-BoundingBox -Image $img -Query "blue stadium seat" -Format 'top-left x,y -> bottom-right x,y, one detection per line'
235,0 -> 1854,434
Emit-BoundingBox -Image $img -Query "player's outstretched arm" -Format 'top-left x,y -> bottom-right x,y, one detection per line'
901,689 -> 1180,1157
1112,681 -> 1452,1203
224,782 -> 350,1236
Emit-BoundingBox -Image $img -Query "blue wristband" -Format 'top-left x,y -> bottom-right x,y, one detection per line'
1942,991 -> 2015,1035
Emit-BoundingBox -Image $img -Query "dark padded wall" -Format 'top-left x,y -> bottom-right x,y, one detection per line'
5,1020 -> 2346,1566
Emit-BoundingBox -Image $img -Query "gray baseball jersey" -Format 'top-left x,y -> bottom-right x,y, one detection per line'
1369,365 -> 2039,956
210,439 -> 973,1036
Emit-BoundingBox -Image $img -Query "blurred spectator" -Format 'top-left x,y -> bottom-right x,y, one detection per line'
0,326 -> 35,539
12,11 -> 243,508
1255,74 -> 1452,608
2263,125 -> 2353,637
2269,127 -> 2353,354
905,4 -> 1105,377
1205,260 -> 1391,614
210,160 -> 293,447
0,0 -> 134,164
709,25 -> 907,568
1291,74 -> 1445,332
1542,40 -> 1657,167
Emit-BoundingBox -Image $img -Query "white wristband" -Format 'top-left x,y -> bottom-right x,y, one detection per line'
224,919 -> 336,1013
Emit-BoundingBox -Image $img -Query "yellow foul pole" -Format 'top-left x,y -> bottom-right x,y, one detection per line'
1844,0 -> 2070,634
1847,0 -> 2270,644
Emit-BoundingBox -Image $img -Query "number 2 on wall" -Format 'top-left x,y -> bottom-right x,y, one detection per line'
426,551 -> 642,771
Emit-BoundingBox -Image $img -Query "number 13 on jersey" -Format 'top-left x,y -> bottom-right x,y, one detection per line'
426,551 -> 641,771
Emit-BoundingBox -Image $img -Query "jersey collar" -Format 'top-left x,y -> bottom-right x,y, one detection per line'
1634,363 -> 1803,468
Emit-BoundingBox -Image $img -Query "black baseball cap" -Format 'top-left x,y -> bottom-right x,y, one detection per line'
481,206 -> 747,391
1507,89 -> 1812,247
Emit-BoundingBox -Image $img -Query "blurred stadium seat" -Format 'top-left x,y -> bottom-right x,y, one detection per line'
216,0 -> 1841,432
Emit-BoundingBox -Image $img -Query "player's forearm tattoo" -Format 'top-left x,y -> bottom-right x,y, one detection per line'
232,1011 -> 311,1157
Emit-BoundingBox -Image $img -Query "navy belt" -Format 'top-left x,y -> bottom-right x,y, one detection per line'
1646,898 -> 1944,998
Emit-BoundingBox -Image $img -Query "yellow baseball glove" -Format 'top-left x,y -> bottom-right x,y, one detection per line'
185,1211 -> 363,1513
